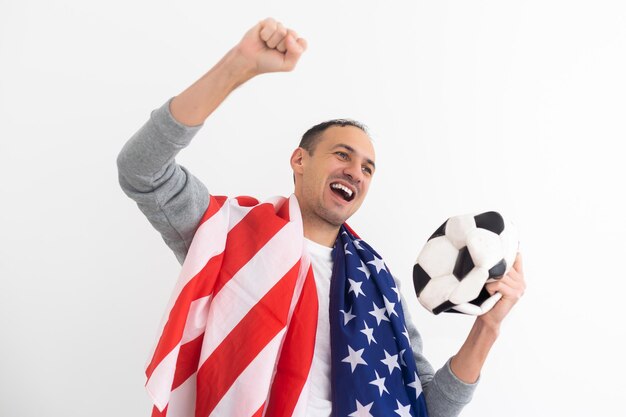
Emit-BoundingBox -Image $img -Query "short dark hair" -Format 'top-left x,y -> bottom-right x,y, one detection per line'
299,119 -> 368,155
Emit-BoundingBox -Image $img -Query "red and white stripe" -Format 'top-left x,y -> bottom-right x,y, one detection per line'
145,195 -> 318,417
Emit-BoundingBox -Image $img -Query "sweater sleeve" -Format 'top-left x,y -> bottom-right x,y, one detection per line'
117,98 -> 209,264
397,280 -> 478,417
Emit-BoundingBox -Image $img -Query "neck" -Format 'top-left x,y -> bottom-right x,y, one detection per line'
302,217 -> 340,248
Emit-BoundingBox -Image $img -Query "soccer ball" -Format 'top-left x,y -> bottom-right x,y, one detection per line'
413,211 -> 519,315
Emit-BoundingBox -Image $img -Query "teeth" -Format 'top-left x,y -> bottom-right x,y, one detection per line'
331,183 -> 353,197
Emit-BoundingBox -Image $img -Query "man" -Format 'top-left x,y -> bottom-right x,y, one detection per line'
118,18 -> 525,417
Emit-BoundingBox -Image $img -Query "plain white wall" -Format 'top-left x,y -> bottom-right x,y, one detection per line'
1,0 -> 625,416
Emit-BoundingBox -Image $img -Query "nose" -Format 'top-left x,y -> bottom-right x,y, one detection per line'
343,160 -> 364,184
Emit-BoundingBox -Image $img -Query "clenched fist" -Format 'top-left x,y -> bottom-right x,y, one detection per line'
169,18 -> 307,126
233,18 -> 308,76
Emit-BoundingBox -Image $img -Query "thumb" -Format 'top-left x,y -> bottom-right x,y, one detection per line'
283,35 -> 307,71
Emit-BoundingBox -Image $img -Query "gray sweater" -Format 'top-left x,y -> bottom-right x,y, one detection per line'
117,99 -> 478,417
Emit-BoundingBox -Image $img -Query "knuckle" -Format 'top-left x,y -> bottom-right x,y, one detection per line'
266,20 -> 277,32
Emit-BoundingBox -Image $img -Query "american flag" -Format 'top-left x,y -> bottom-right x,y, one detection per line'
145,195 -> 318,417
144,195 -> 428,417
329,227 -> 429,417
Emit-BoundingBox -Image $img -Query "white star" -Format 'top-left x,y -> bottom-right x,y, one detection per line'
369,301 -> 390,325
357,259 -> 371,279
367,256 -> 386,274
381,349 -> 401,374
399,348 -> 407,367
348,399 -> 374,417
394,399 -> 412,417
408,371 -> 423,397
342,345 -> 367,372
402,326 -> 410,343
340,306 -> 356,325
391,284 -> 400,300
383,295 -> 398,317
344,243 -> 353,256
353,239 -> 365,251
348,278 -> 365,298
360,321 -> 377,345
369,370 -> 389,396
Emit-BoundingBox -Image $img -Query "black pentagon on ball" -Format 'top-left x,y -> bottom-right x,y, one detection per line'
469,287 -> 492,307
413,263 -> 432,297
453,246 -> 475,280
488,258 -> 507,279
428,220 -> 448,240
432,300 -> 458,315
474,211 -> 505,235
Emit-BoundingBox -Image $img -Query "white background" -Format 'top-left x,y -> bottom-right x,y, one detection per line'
1,1 -> 625,416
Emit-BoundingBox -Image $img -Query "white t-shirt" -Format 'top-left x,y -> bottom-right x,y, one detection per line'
304,238 -> 334,416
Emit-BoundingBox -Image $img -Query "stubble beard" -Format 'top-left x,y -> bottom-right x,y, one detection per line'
314,201 -> 346,228
300,197 -> 347,231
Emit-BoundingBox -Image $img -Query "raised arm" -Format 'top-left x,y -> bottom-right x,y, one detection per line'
170,17 -> 307,126
117,18 -> 307,264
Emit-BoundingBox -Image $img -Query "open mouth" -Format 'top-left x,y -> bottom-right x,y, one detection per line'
330,182 -> 355,202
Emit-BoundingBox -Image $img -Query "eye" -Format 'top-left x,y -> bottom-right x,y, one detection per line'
362,166 -> 373,175
336,151 -> 349,160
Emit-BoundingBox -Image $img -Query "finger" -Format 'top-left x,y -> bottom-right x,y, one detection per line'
513,252 -> 524,274
504,275 -> 526,296
276,29 -> 298,53
504,256 -> 526,289
283,34 -> 307,70
266,22 -> 288,49
276,40 -> 287,53
485,278 -> 524,300
494,271 -> 524,291
259,18 -> 278,42
296,37 -> 308,51
485,280 -> 505,296
502,268 -> 521,284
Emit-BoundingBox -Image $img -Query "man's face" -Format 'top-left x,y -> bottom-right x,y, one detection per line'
291,125 -> 376,228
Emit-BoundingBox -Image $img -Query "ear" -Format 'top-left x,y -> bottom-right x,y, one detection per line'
290,147 -> 306,174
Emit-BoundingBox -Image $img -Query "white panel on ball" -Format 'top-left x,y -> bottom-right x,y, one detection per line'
418,274 -> 460,311
449,267 -> 489,305
445,214 -> 477,250
416,236 -> 458,278
466,228 -> 505,268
